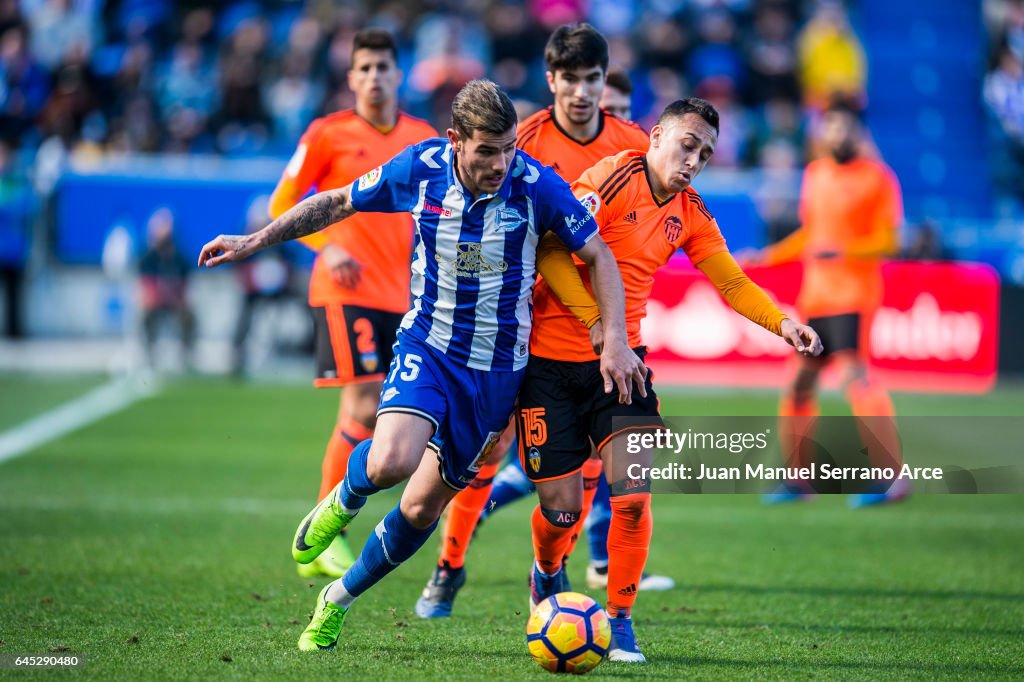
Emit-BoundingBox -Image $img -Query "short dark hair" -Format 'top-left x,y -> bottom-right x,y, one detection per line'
451,79 -> 518,140
352,28 -> 398,62
604,67 -> 632,95
656,98 -> 720,134
544,23 -> 609,74
824,95 -> 865,122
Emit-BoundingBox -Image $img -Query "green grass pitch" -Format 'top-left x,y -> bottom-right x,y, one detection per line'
1,377 -> 1022,679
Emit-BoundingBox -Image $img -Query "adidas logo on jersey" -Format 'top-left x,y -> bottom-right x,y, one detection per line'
617,583 -> 637,596
624,211 -> 638,224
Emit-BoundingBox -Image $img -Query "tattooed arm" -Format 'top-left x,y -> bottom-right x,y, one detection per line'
198,185 -> 356,268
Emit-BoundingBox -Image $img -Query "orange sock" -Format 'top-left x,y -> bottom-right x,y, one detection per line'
605,493 -> 652,618
318,415 -> 373,500
531,503 -> 578,575
439,461 -> 500,569
565,458 -> 602,559
778,394 -> 819,472
846,380 -> 902,471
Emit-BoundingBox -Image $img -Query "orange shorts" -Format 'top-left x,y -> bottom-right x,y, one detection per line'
312,303 -> 404,387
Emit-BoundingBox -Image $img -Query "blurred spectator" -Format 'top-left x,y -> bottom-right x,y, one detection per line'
231,198 -> 298,376
0,23 -> 49,145
748,97 -> 803,167
409,11 -> 487,123
984,42 -> 1024,201
487,2 -> 548,101
746,2 -> 800,106
903,219 -> 949,261
796,0 -> 866,111
0,138 -> 30,337
212,16 -> 270,154
157,42 -> 218,153
688,8 -> 745,94
264,49 -> 320,151
138,207 -> 194,368
38,45 -> 101,150
697,78 -> 752,167
25,0 -> 97,71
529,0 -> 587,30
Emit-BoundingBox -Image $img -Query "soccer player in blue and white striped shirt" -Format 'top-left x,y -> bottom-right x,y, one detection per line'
198,80 -> 647,651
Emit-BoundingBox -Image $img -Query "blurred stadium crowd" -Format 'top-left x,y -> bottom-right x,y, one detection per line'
1,0 -> 864,165
985,0 -> 1024,204
0,0 -> 1021,369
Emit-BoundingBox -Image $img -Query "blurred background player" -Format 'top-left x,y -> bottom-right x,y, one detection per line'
415,24 -> 673,621
138,207 -> 194,370
521,98 -> 822,662
754,98 -> 906,508
600,67 -> 633,120
267,29 -> 437,578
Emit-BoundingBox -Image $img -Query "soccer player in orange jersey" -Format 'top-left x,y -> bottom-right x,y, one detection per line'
599,67 -> 633,121
415,24 -> 661,619
523,98 -> 821,662
268,29 -> 437,578
756,99 -> 906,507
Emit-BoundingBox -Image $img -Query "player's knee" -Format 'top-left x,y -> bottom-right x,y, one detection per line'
840,363 -> 869,392
609,493 -> 651,523
400,497 -> 444,529
366,443 -> 418,487
540,506 -> 581,528
792,369 -> 820,395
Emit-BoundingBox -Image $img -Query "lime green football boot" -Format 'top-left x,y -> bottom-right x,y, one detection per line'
296,534 -> 358,578
292,483 -> 359,564
297,585 -> 349,651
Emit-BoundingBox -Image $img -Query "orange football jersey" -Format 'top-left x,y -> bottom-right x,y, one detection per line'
530,150 -> 729,361
283,110 -> 437,311
771,156 -> 902,318
517,107 -> 650,183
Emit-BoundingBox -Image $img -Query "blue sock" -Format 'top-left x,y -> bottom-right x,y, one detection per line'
586,475 -> 611,565
341,505 -> 438,597
483,454 -> 535,520
340,439 -> 379,510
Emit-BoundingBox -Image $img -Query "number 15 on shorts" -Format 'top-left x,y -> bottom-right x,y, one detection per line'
388,353 -> 423,383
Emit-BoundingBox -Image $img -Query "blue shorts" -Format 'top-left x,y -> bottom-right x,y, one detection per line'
377,332 -> 525,490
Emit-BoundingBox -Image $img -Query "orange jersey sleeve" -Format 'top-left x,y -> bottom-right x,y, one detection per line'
697,251 -> 787,335
795,157 -> 903,317
530,150 -> 729,361
517,107 -> 650,183
276,111 -> 438,311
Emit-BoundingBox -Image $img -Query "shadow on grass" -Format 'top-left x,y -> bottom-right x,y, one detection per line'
643,654 -> 1024,677
683,582 -> 1024,603
655,617 -> 1024,639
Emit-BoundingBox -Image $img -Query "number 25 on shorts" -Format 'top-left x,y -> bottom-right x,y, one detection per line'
521,407 -> 548,447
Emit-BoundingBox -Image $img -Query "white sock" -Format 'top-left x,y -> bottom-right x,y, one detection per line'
325,580 -> 357,609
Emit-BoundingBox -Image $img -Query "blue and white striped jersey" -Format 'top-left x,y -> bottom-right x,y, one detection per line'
350,138 -> 598,371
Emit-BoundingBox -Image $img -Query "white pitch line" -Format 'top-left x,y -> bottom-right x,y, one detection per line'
0,376 -> 159,464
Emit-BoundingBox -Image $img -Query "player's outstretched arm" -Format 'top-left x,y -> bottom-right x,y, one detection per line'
696,251 -> 823,357
574,236 -> 648,404
198,185 -> 357,268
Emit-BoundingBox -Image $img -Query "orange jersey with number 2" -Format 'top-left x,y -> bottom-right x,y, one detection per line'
281,110 -> 437,311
